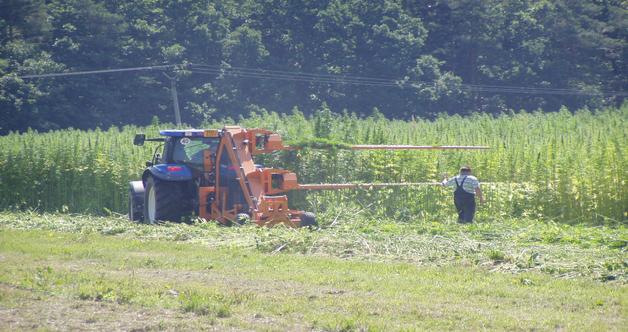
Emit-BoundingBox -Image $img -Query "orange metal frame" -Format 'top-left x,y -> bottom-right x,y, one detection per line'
196,126 -> 303,226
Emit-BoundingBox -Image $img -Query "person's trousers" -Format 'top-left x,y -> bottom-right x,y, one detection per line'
454,194 -> 476,223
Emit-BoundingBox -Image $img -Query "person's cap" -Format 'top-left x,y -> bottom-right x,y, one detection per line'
460,165 -> 472,173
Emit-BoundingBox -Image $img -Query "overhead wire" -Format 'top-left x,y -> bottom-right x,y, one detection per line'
189,68 -> 401,87
190,63 -> 399,84
188,63 -> 628,97
191,66 -> 628,96
15,62 -> 628,97
19,64 -> 176,79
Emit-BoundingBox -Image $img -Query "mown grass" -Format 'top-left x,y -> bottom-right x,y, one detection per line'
0,225 -> 626,331
1,211 -> 625,282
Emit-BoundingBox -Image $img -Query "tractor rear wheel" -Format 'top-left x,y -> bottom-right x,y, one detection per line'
300,212 -> 318,228
143,176 -> 192,223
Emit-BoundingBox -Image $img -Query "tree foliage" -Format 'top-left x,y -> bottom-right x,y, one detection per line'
0,0 -> 626,133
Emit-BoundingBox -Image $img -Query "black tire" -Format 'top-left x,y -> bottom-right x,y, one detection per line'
300,212 -> 318,228
128,191 -> 143,222
143,176 -> 192,224
235,213 -> 251,226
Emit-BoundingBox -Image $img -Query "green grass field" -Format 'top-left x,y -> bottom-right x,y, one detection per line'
0,212 -> 626,330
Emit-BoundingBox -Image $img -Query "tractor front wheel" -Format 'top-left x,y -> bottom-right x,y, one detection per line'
143,176 -> 192,224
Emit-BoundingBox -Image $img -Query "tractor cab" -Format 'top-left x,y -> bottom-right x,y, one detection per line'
134,130 -> 219,169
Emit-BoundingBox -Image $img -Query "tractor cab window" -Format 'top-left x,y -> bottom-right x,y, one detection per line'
170,137 -> 219,169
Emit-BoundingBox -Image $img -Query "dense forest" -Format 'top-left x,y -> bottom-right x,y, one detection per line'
1,0 -> 626,134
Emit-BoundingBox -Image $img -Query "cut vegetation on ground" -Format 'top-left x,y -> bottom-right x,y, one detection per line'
0,213 -> 626,330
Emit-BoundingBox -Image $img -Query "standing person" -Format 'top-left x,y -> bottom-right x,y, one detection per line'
441,166 -> 485,223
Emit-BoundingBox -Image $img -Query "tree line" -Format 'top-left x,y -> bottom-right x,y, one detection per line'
1,0 -> 626,133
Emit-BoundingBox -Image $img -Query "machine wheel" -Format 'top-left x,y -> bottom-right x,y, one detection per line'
143,176 -> 192,224
128,181 -> 144,222
300,212 -> 318,229
129,192 -> 142,221
235,213 -> 251,225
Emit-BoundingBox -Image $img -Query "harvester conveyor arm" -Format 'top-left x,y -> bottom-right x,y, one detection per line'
348,145 -> 489,150
297,182 -> 442,190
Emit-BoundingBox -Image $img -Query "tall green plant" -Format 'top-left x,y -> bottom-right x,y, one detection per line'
0,105 -> 625,223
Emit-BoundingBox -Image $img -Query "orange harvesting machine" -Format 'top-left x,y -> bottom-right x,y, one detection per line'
129,126 -> 488,226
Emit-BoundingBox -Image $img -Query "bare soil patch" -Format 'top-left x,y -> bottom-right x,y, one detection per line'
0,284 -> 235,331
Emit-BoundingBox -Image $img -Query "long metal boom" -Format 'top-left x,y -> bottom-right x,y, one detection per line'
297,182 -> 442,190
349,145 -> 489,150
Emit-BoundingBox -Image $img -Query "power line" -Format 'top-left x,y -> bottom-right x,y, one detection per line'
19,64 -> 176,79
189,68 -> 401,87
191,63 -> 398,84
18,64 -> 182,125
15,62 -> 628,97
189,64 -> 628,97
